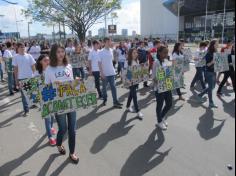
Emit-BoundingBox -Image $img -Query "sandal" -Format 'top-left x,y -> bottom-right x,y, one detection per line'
57,146 -> 66,155
69,154 -> 79,164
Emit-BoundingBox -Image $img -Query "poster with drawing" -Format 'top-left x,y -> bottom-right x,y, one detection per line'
183,48 -> 192,72
20,76 -> 43,106
5,57 -> 13,73
70,53 -> 88,68
195,51 -> 207,67
40,77 -> 97,118
173,61 -> 184,89
122,63 -> 149,88
156,66 -> 175,93
214,53 -> 229,72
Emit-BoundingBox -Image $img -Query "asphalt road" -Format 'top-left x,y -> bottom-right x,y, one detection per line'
0,65 -> 235,176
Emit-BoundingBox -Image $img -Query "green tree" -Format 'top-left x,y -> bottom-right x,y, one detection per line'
24,0 -> 121,41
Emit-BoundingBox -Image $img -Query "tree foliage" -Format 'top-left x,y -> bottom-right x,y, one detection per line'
24,0 -> 121,41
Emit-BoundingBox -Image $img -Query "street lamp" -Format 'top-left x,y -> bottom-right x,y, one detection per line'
204,0 -> 209,40
177,0 -> 184,42
28,21 -> 32,40
16,20 -> 23,39
221,0 -> 227,44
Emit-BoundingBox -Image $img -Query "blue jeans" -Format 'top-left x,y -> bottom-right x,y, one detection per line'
93,71 -> 102,98
118,62 -> 125,74
19,79 -> 29,113
102,75 -> 119,104
155,91 -> 173,123
199,72 -> 216,104
191,67 -> 206,89
73,68 -> 85,79
0,63 -> 3,80
45,115 -> 54,139
7,72 -> 14,94
126,85 -> 140,112
55,111 -> 77,154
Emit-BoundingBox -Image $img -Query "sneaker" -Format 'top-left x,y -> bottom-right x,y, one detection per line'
137,112 -> 144,119
127,107 -> 135,113
51,128 -> 57,135
102,101 -> 107,106
209,103 -> 218,109
49,138 -> 56,146
23,112 -> 29,117
156,122 -> 167,130
113,104 -> 122,109
196,95 -> 205,103
163,120 -> 168,127
116,102 -> 123,106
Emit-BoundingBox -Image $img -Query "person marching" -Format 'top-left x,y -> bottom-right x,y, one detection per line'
138,41 -> 149,87
88,40 -> 103,99
125,48 -> 144,119
72,44 -> 85,80
197,39 -> 219,108
35,54 -> 57,146
217,44 -> 235,96
99,38 -> 123,108
190,41 -> 207,90
44,43 -> 79,164
152,46 -> 173,130
13,42 -> 36,117
172,43 -> 185,101
116,41 -> 127,76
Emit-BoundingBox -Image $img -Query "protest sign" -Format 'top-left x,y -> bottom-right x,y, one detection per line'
195,51 -> 207,67
183,48 -> 192,72
70,53 -> 88,68
122,63 -> 149,88
5,57 -> 13,73
214,53 -> 229,72
20,76 -> 43,106
156,66 -> 175,93
173,61 -> 184,89
40,77 -> 97,118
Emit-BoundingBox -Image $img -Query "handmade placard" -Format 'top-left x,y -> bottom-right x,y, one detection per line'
5,57 -> 14,73
40,77 -> 97,118
183,48 -> 192,72
173,61 -> 184,89
20,76 -> 43,106
195,51 -> 207,67
70,53 -> 88,68
214,53 -> 229,72
156,66 -> 174,93
122,63 -> 149,88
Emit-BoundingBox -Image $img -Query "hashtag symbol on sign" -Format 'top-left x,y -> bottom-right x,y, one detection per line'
41,85 -> 57,102
23,82 -> 32,92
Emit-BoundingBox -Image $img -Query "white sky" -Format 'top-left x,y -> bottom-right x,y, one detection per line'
0,0 -> 140,37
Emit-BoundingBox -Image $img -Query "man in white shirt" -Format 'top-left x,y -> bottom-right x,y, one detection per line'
99,38 -> 123,108
28,41 -> 41,60
3,42 -> 14,95
13,42 -> 36,116
88,40 -> 102,99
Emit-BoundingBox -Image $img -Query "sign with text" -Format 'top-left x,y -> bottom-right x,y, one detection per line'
214,53 -> 229,72
122,63 -> 149,88
108,25 -> 117,34
40,77 -> 97,118
70,53 -> 88,68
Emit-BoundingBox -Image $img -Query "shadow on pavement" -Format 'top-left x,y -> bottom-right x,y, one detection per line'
90,111 -> 137,154
217,96 -> 235,118
50,158 -> 71,176
0,135 -> 47,176
197,108 -> 226,140
120,129 -> 172,176
0,111 -> 23,129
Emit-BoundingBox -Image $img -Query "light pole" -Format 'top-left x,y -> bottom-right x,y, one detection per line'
204,0 -> 209,40
177,0 -> 184,42
221,0 -> 227,44
28,21 -> 32,40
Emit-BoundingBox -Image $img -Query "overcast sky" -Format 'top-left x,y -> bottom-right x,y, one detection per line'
0,0 -> 140,37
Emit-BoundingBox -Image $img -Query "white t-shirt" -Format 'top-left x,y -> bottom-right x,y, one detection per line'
44,64 -> 74,84
28,45 -> 41,60
12,53 -> 36,79
172,52 -> 184,61
99,48 -> 116,77
88,49 -> 101,72
3,49 -> 13,59
116,48 -> 126,62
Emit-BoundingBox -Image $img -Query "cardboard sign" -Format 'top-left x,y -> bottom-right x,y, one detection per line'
214,53 -> 229,72
156,66 -> 175,93
122,63 -> 149,88
20,76 -> 43,106
183,49 -> 192,72
70,53 -> 88,68
195,51 -> 207,68
40,77 -> 97,118
5,57 -> 13,73
173,60 -> 184,89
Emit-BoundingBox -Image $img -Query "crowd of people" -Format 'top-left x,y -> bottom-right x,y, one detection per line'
0,37 -> 235,164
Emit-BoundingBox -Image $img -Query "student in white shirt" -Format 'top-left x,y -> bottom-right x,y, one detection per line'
88,40 -> 102,99
99,38 -> 123,108
125,48 -> 144,119
172,43 -> 185,101
3,41 -> 14,95
116,42 -> 127,75
28,41 -> 41,60
44,43 -> 79,164
13,42 -> 36,116
65,38 -> 75,57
